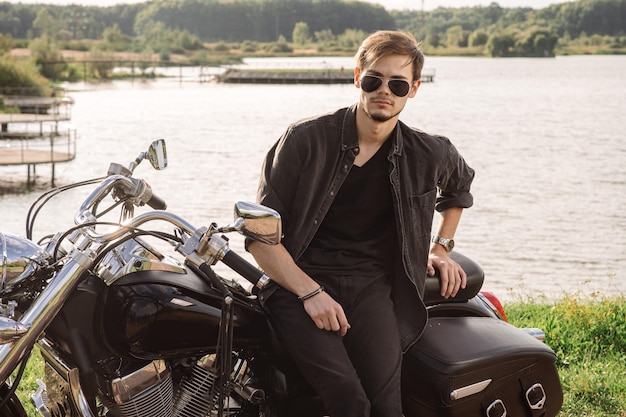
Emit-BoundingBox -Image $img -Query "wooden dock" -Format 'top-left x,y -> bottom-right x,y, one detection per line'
218,69 -> 354,84
217,68 -> 435,84
0,95 -> 76,186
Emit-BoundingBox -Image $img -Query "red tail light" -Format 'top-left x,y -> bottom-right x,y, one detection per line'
480,291 -> 508,322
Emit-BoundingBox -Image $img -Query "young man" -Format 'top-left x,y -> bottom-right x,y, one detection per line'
248,30 -> 475,416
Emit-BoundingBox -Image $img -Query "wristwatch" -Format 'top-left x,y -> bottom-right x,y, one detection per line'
431,235 -> 455,252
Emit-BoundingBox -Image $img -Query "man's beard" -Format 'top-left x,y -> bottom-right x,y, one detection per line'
364,106 -> 402,122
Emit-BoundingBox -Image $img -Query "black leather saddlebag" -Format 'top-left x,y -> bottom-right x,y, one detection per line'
402,316 -> 563,417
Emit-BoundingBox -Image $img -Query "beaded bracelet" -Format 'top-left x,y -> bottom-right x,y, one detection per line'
298,286 -> 325,302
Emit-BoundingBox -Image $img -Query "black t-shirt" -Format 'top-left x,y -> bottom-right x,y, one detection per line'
298,138 -> 397,276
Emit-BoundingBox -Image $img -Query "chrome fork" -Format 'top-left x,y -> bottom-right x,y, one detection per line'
0,248 -> 94,384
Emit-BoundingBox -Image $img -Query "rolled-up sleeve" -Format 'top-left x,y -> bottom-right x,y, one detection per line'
435,141 -> 474,212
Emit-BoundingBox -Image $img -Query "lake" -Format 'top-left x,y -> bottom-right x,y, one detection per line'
1,54 -> 624,302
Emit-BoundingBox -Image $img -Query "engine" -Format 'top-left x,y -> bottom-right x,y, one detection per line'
33,339 -> 263,417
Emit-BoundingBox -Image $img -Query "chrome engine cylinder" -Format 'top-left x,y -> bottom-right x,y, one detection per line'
172,358 -> 219,417
102,360 -> 174,417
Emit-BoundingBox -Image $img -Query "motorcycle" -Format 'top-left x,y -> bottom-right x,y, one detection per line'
0,140 -> 563,417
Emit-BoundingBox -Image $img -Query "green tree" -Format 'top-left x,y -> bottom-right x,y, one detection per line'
29,35 -> 67,80
516,27 -> 559,56
32,8 -> 55,38
336,28 -> 367,50
292,21 -> 311,46
469,29 -> 489,47
101,24 -> 131,52
314,29 -> 335,43
446,25 -> 470,47
486,31 -> 516,57
0,54 -> 50,95
0,34 -> 13,54
88,48 -> 115,78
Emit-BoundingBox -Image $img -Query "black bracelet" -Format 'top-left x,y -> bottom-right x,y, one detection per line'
298,286 -> 325,302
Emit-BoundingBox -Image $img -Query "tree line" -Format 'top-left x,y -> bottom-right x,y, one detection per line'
1,0 -> 625,87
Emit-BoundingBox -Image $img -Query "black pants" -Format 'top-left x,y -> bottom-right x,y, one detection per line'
263,273 -> 403,417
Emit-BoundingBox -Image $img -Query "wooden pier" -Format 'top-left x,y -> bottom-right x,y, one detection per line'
217,68 -> 435,84
0,95 -> 76,186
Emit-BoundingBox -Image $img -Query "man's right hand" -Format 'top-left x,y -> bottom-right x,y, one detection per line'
303,292 -> 351,336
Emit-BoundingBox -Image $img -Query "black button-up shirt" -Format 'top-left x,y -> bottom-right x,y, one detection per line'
255,104 -> 474,350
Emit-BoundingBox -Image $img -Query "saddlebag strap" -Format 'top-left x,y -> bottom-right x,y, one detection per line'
519,371 -> 547,417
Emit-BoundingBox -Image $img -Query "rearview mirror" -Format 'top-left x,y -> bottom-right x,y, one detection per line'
147,139 -> 168,170
233,201 -> 282,245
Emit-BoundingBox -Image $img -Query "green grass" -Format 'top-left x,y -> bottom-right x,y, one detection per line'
11,294 -> 626,416
506,294 -> 626,417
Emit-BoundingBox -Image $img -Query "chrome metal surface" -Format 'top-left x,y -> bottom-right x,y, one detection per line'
233,201 -> 282,245
37,338 -> 96,417
103,360 -> 173,417
110,360 -> 170,404
450,378 -> 492,400
486,398 -> 507,417
146,139 -> 168,170
172,359 -> 219,417
0,232 -> 48,291
30,379 -> 51,417
526,383 -> 547,409
522,327 -> 546,342
0,251 -> 93,384
77,205 -> 198,245
95,238 -> 186,285
0,316 -> 29,345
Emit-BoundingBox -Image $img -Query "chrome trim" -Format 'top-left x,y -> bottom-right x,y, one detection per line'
37,338 -> 96,417
450,379 -> 492,400
0,316 -> 29,345
522,327 -> 546,342
526,382 -> 547,409
256,273 -> 271,289
486,399 -> 507,417
95,239 -> 186,285
110,360 -> 170,404
233,201 -> 282,245
0,250 -> 93,383
0,232 -> 48,291
30,379 -> 51,417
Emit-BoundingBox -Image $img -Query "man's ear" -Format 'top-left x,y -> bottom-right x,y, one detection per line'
353,67 -> 361,89
409,80 -> 421,98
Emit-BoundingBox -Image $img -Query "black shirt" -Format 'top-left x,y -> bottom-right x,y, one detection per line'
298,138 -> 397,276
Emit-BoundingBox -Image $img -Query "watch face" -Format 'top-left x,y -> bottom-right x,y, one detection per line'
447,239 -> 455,250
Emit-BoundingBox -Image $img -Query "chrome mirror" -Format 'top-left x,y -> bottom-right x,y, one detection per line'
233,201 -> 282,245
147,139 -> 167,170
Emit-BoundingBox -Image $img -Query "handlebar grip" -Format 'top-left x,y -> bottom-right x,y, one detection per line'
222,249 -> 271,289
147,193 -> 167,210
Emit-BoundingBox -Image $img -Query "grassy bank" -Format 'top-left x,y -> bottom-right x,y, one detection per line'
11,294 -> 626,416
507,294 -> 626,416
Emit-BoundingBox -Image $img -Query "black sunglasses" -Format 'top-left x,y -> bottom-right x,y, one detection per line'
360,75 -> 411,97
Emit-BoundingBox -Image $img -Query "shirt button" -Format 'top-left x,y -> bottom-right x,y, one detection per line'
329,191 -> 334,196
314,219 -> 318,224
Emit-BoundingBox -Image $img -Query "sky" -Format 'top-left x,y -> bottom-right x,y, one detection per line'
4,0 -> 575,11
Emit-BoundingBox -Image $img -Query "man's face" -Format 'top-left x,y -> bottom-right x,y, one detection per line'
355,54 -> 421,123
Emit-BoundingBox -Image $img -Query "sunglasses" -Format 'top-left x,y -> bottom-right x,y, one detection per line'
360,75 -> 412,97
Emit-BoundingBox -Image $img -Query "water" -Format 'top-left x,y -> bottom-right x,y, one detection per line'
1,55 -> 625,302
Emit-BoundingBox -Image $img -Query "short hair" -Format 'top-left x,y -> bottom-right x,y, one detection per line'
355,30 -> 425,82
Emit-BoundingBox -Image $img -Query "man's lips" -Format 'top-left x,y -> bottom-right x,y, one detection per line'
371,97 -> 392,106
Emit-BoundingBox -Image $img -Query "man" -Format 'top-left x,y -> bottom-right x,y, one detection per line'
248,30 -> 474,416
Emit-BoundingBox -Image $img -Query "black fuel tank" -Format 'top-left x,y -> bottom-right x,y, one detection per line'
102,268 -> 268,360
